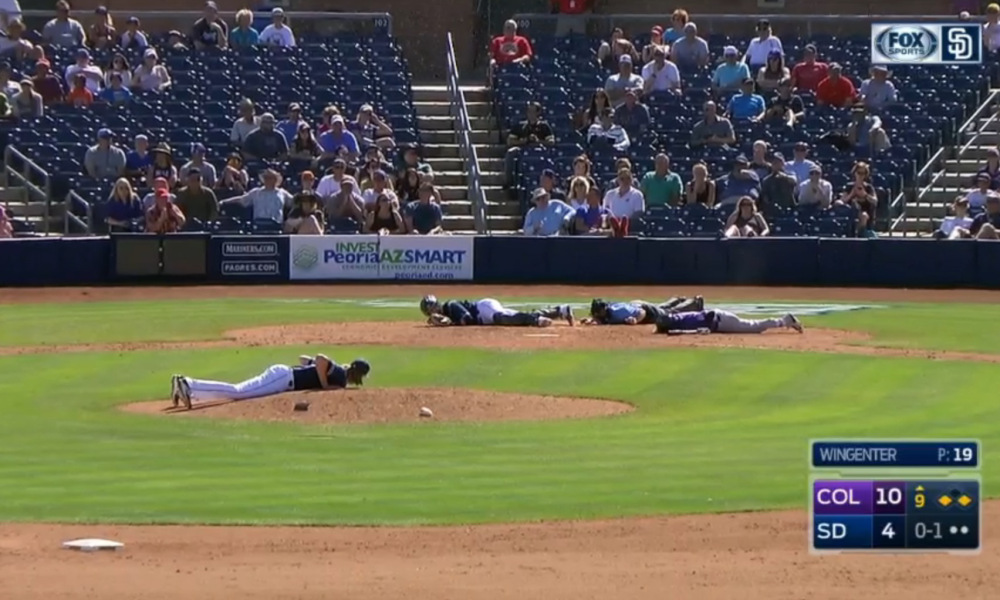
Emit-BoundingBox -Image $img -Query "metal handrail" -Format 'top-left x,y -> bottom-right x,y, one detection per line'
447,31 -> 489,234
3,145 -> 52,236
64,190 -> 92,235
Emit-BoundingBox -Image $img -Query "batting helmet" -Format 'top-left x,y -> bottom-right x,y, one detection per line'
589,298 -> 609,319
419,294 -> 439,316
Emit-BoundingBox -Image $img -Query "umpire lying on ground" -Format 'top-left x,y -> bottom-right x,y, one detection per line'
581,296 -> 705,325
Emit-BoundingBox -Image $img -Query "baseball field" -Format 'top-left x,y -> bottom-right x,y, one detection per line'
2,284 -> 999,599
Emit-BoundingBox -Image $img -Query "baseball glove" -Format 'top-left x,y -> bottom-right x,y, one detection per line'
428,314 -> 452,327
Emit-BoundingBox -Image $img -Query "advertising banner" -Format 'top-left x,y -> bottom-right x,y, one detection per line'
210,236 -> 287,279
289,235 -> 474,280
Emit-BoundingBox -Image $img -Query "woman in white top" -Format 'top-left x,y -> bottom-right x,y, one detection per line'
939,196 -> 974,239
104,53 -> 130,88
744,19 -> 783,71
131,49 -> 171,92
985,4 -> 1000,52
566,176 -> 590,210
259,7 -> 296,47
602,167 -> 645,237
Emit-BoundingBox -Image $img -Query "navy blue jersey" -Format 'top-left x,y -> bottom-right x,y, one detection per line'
658,310 -> 713,332
292,361 -> 347,390
441,300 -> 478,325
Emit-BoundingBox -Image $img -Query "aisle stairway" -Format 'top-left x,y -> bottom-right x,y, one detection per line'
412,85 -> 522,232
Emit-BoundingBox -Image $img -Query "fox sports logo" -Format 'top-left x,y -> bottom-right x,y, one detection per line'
874,25 -> 939,62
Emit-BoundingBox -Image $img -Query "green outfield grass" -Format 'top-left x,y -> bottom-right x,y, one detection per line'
0,297 -> 994,526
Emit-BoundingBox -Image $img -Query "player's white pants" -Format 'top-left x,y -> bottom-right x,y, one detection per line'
184,364 -> 295,402
475,298 -> 517,325
714,310 -> 787,334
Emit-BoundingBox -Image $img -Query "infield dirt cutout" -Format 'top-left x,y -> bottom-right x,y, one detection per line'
4,285 -> 1000,599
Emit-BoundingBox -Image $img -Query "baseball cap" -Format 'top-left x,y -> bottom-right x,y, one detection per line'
127,16 -> 139,24
532,187 -> 549,200
191,142 -> 206,154
205,0 -> 218,9
723,45 -> 738,56
651,25 -> 664,34
134,133 -> 148,142
95,5 -> 108,15
97,128 -> 113,139
360,103 -> 374,112
153,177 -> 169,190
683,22 -> 697,32
331,115 -> 345,124
373,169 -> 387,179
757,18 -> 770,27
741,77 -> 754,85
977,172 -> 991,181
260,112 -> 276,123
619,54 -> 632,65
804,43 -> 817,53
771,152 -> 785,162
332,158 -> 347,168
288,102 -> 301,111
809,165 -> 822,174
794,141 -> 809,150
187,167 -> 201,176
272,7 -> 284,16
541,168 -> 556,179
144,48 -> 157,59
734,154 -> 749,165
75,48 -> 90,59
350,359 -> 371,375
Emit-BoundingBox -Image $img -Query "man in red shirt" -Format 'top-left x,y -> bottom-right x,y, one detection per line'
145,188 -> 186,234
815,63 -> 857,108
552,0 -> 593,35
790,44 -> 828,93
489,19 -> 533,84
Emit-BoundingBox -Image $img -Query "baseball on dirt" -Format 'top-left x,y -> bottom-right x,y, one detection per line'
293,400 -> 310,412
419,406 -> 433,418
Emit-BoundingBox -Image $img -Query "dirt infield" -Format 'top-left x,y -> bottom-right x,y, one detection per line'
122,388 -> 633,424
2,285 -> 997,599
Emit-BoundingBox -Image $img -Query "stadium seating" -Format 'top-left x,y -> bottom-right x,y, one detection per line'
492,32 -> 992,237
0,30 -> 418,235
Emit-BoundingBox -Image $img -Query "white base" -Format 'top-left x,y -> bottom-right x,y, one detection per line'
62,538 -> 124,551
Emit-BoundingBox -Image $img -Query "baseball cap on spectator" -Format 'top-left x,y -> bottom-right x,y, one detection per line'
734,155 -> 749,166
651,25 -> 663,36
205,0 -> 218,9
757,18 -> 770,28
809,164 -> 822,174
723,45 -> 738,57
191,142 -> 206,154
794,141 -> 809,151
288,102 -> 301,112
95,5 -> 108,15
771,152 -> 785,163
331,115 -> 345,125
272,7 -> 284,16
260,113 -> 276,124
97,128 -> 114,140
187,167 -> 201,177
977,172 -> 991,182
619,54 -> 632,65
76,48 -> 90,60
804,44 -> 817,53
135,133 -> 148,142
541,168 -> 556,179
332,158 -> 347,169
741,77 -> 754,85
153,177 -> 169,190
360,104 -> 374,113
127,16 -> 139,25
168,30 -> 183,38
144,48 -> 158,59
683,22 -> 697,33
532,188 -> 549,200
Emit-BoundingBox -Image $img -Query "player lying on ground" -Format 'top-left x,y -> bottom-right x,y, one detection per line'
170,355 -> 371,409
654,310 -> 803,335
419,294 -> 575,327
582,296 -> 705,325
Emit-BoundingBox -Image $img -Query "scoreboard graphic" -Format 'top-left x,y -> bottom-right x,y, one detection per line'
809,440 -> 981,554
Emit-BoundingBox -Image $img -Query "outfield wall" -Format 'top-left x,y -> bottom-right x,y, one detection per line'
1,235 -> 999,288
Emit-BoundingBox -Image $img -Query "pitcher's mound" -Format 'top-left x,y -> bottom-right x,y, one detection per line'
122,388 -> 633,424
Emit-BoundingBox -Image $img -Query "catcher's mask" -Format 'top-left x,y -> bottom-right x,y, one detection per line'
419,294 -> 439,316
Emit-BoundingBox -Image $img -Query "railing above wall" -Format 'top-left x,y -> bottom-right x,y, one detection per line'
447,32 -> 489,234
3,145 -> 52,236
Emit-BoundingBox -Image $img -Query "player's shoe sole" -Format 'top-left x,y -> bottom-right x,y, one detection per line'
537,317 -> 554,327
178,376 -> 193,410
170,375 -> 181,408
786,313 -> 804,333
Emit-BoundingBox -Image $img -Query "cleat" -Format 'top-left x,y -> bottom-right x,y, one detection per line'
178,376 -> 193,409
537,316 -> 553,327
693,295 -> 705,311
563,305 -> 575,326
170,375 -> 181,408
785,314 -> 803,333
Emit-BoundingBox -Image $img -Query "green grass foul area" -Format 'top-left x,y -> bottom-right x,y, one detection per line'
0,297 -> 993,526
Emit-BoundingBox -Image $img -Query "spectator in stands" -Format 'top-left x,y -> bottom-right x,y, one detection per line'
364,193 -> 404,234
0,94 -> 12,118
259,7 -> 295,47
317,105 -> 342,133
641,46 -> 681,95
132,49 -> 171,92
602,168 -> 644,237
641,26 -> 669,64
790,44 -> 828,93
670,22 -> 709,70
725,197 -> 770,238
242,113 -> 288,161
977,148 -> 1000,190
726,78 -> 766,122
755,51 -> 789,92
786,141 -> 819,183
32,60 -> 63,105
744,19 -> 783,71
641,154 -> 683,206
846,103 -> 891,152
765,78 -> 804,127
816,63 -> 857,107
146,188 -> 185,233
0,205 -> 10,238
284,192 -> 324,235
968,195 -> 1000,239
223,168 -> 291,223
935,197 -> 973,239
179,143 -> 217,188
685,162 -> 716,206
141,177 -> 173,210
175,167 -> 219,224
716,156 -> 761,211
125,134 -> 151,177
760,153 -> 798,212
97,72 -> 131,105
0,19 -> 33,61
193,1 -> 228,50
587,107 -> 629,152
105,178 -> 144,232
797,165 -> 833,208
65,48 -> 103,94
489,20 -> 533,84
11,80 -> 41,118
504,101 -> 555,188
289,122 -> 321,166
858,65 -> 897,112
231,98 -> 260,146
690,101 -> 736,147
399,143 -> 432,176
749,140 -> 770,179
42,0 -> 86,48
407,182 -> 445,235
351,104 -> 394,151
299,170 -> 316,193
712,46 -> 750,93
538,168 -> 566,201
216,153 -> 249,195
396,167 -> 421,203
148,144 -> 177,188
839,161 -> 878,237
614,90 -> 650,140
565,155 -> 598,192
566,176 -> 590,209
277,103 -> 306,145
67,74 -> 93,107
523,187 -> 572,236
230,9 -> 260,49
358,147 -> 394,189
324,175 -> 366,223
0,63 -> 18,100
605,55 -> 644,108
85,128 -> 126,180
571,185 -> 611,235
574,89 -> 611,131
88,5 -> 115,50
986,4 -> 1000,52
318,115 -> 360,162
317,159 -> 347,199
597,27 -> 639,70
104,53 -> 130,88
964,172 -> 999,210
120,16 -> 148,50
362,170 -> 398,209
167,30 -> 188,52
551,0 -> 592,36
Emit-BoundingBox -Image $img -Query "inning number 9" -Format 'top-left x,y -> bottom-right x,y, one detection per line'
916,492 -> 925,509
947,28 -> 974,60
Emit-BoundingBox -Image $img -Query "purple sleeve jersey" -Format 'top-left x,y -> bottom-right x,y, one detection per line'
658,310 -> 710,331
